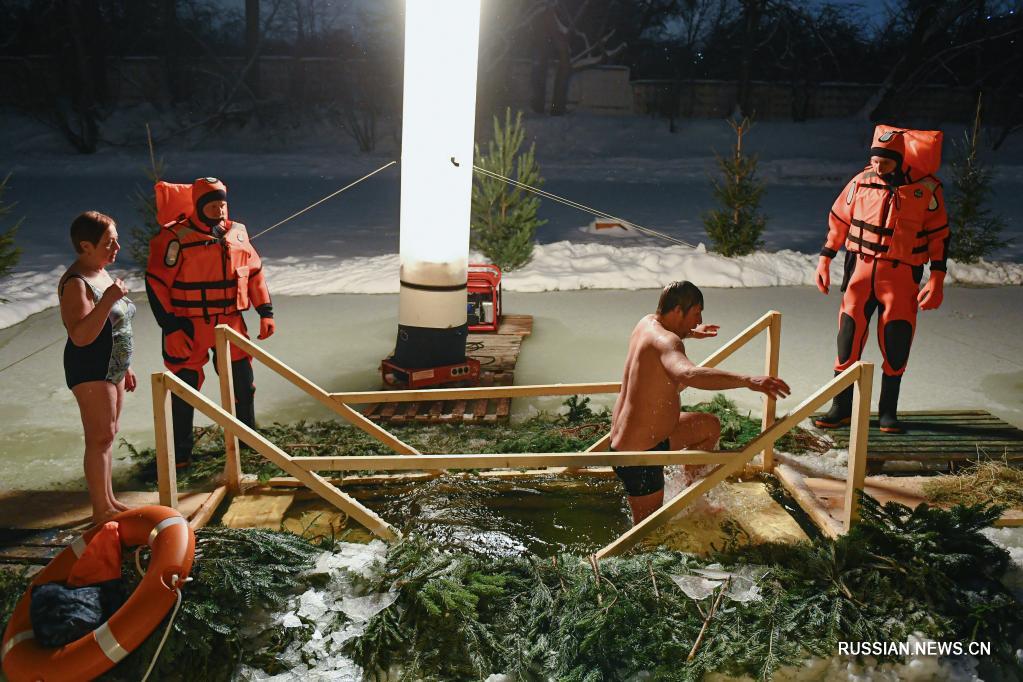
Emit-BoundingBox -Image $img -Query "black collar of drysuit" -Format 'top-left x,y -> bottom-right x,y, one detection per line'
879,168 -> 907,187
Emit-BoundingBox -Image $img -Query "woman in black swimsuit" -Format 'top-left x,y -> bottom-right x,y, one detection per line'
58,211 -> 137,524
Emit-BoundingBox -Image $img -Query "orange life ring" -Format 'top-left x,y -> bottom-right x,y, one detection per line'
2,506 -> 196,682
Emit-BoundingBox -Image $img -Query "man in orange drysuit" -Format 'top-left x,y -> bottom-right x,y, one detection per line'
813,129 -> 949,433
145,177 -> 275,463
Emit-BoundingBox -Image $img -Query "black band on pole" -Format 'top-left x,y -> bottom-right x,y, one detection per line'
399,280 -> 468,293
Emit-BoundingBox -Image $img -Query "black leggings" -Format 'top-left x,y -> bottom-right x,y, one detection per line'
172,359 -> 256,458
612,438 -> 670,497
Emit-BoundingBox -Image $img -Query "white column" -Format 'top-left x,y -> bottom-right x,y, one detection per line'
395,0 -> 482,368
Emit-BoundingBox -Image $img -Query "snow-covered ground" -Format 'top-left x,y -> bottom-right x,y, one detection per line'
1,109 -> 1021,487
1,109 -> 1022,330
2,286 -> 1022,491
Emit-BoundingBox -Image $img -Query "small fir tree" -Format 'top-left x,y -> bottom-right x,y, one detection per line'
947,96 -> 1009,264
0,173 -> 23,280
471,108 -> 546,270
126,159 -> 165,271
703,117 -> 767,257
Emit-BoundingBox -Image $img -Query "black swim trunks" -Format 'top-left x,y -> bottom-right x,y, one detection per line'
612,438 -> 670,497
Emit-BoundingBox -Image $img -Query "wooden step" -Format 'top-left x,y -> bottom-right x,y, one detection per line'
813,410 -> 1023,471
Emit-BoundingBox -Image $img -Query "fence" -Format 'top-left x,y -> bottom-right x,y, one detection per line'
151,310 -> 873,558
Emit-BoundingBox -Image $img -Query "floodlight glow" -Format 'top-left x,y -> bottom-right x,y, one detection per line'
399,0 -> 480,275
393,0 -> 481,368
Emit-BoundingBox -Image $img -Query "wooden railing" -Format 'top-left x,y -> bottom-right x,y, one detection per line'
150,310 -> 872,555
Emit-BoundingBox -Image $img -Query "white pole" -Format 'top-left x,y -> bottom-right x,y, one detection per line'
395,0 -> 482,368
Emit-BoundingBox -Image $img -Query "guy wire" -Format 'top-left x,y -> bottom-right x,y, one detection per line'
471,164 -> 810,287
251,160 -> 398,240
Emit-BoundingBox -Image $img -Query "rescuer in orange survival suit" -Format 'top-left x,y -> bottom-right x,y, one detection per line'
813,129 -> 949,434
145,178 -> 275,464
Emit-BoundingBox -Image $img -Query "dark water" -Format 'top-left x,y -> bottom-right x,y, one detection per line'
341,476 -> 632,557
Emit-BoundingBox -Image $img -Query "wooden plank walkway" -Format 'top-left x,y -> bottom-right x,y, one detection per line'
364,314 -> 532,425
813,410 -> 1023,472
0,489 -> 223,573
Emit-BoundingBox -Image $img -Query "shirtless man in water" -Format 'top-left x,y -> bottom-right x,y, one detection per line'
610,281 -> 791,524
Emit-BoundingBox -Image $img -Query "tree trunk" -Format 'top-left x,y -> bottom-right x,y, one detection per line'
245,0 -> 261,100
549,26 -> 572,116
857,1 -> 973,121
529,57 -> 548,114
161,0 -> 181,106
64,0 -> 98,153
737,0 -> 764,119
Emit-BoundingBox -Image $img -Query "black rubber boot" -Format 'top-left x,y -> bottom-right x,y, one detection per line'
231,358 -> 257,450
878,374 -> 904,434
814,372 -> 853,429
171,368 -> 201,467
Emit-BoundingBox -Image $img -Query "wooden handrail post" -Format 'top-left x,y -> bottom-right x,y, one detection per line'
152,373 -> 178,509
760,310 -> 781,472
843,362 -> 873,530
215,325 -> 242,493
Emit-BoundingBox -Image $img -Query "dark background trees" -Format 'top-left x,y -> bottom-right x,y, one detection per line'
0,0 -> 1020,150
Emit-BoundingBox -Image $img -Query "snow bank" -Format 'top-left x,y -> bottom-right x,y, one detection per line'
4,242 -> 1020,330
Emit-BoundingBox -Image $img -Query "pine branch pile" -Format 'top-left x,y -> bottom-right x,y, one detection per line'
0,566 -> 32,628
103,527 -> 320,681
123,395 -> 824,490
348,496 -> 1023,681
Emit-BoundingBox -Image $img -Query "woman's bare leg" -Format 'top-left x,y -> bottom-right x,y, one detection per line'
108,379 -> 129,511
72,381 -> 120,524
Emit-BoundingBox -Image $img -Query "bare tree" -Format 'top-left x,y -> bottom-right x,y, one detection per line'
531,0 -> 627,116
735,0 -> 767,118
857,0 -> 980,120
245,0 -> 260,100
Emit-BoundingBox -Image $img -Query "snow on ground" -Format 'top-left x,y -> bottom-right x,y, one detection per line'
2,243 -> 1021,331
2,108 -> 1021,330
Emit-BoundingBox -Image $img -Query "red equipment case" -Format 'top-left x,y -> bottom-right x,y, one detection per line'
467,263 -> 501,332
381,357 -> 481,389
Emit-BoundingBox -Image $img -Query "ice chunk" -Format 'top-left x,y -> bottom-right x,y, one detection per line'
339,591 -> 398,622
297,589 -> 328,621
280,613 -> 302,629
669,573 -> 721,601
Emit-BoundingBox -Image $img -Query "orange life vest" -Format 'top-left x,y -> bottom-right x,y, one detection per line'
822,127 -> 949,267
147,219 -> 269,320
146,178 -> 271,322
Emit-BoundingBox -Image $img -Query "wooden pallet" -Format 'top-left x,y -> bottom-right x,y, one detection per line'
364,314 -> 532,425
814,410 -> 1023,472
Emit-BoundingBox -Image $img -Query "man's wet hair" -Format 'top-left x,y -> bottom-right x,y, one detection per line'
657,280 -> 703,315
70,211 -> 115,253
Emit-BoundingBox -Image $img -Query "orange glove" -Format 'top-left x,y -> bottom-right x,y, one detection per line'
164,328 -> 193,359
258,317 -> 276,340
815,256 -> 831,294
918,271 -> 945,311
